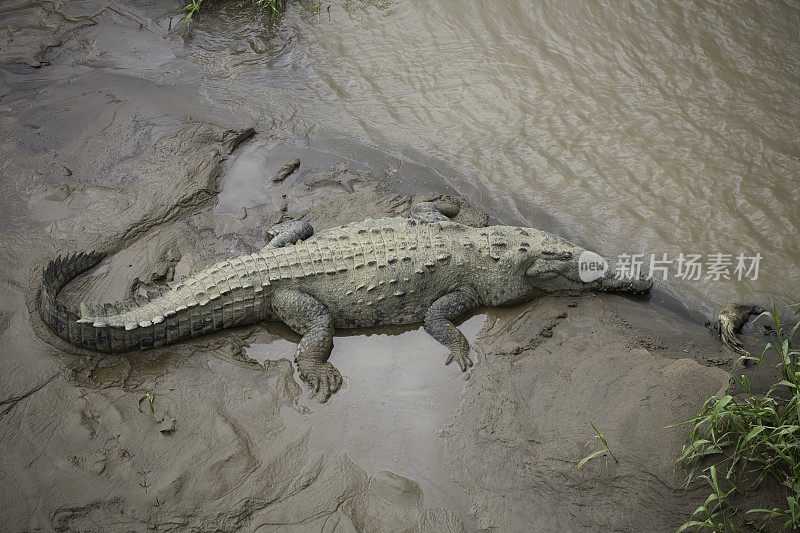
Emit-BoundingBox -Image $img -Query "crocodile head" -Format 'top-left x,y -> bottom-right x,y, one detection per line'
524,247 -> 653,294
478,227 -> 652,305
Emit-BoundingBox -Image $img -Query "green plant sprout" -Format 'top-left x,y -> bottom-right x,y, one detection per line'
575,421 -> 619,471
138,393 -> 177,434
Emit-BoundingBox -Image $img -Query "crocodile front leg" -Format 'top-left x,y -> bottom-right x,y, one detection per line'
271,289 -> 342,402
410,201 -> 450,223
424,289 -> 480,371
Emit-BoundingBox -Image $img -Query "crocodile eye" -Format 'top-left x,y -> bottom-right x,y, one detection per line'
541,249 -> 573,260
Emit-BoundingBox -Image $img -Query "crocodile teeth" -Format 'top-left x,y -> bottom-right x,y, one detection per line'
124,323 -> 138,331
139,320 -> 152,328
152,316 -> 165,324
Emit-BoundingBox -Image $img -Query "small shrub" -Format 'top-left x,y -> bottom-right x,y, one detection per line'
671,305 -> 800,531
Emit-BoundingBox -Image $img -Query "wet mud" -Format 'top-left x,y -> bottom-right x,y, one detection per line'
0,1 -> 788,531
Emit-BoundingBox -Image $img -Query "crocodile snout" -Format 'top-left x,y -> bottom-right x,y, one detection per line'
596,268 -> 653,294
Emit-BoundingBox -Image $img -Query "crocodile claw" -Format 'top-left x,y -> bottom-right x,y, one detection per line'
714,303 -> 764,366
445,349 -> 473,371
299,361 -> 342,402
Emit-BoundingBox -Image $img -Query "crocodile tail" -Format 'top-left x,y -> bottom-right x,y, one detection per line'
39,251 -> 186,353
40,251 -> 110,350
41,252 -> 265,353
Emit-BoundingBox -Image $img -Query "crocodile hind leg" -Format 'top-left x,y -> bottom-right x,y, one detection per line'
424,289 -> 480,371
264,220 -> 314,249
271,289 -> 342,402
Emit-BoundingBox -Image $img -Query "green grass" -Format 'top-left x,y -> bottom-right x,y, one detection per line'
179,0 -> 285,25
576,421 -> 619,471
670,305 -> 800,531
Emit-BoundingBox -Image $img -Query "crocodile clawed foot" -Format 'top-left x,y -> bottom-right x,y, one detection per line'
445,349 -> 473,371
298,361 -> 342,402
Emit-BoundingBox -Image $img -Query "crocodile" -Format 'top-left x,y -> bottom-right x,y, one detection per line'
40,202 -> 652,401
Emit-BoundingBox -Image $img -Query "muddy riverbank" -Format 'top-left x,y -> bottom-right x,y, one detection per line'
0,1 -> 790,531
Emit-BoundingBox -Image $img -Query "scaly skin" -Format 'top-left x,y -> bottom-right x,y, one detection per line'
40,203 -> 652,401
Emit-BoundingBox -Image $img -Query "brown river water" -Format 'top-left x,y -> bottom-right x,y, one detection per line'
2,0 -> 798,315
191,0 -> 800,316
